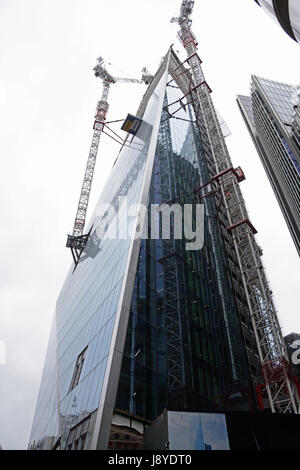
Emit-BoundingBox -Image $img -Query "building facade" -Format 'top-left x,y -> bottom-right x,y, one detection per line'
114,72 -> 260,425
254,0 -> 300,43
237,76 -> 300,256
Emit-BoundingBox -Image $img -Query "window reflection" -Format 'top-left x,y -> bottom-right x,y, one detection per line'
29,62 -> 168,450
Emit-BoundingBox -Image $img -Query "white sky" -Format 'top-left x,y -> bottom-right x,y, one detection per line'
0,0 -> 299,450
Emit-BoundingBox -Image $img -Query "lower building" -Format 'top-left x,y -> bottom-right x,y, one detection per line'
144,408 -> 300,450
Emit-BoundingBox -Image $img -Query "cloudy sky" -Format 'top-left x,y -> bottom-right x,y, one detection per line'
0,0 -> 299,450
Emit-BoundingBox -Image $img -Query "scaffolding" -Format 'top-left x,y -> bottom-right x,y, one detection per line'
156,86 -> 253,408
173,0 -> 300,413
157,99 -> 186,397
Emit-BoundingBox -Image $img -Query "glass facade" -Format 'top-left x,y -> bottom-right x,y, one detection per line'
29,57 -> 169,450
237,75 -> 300,256
256,77 -> 296,124
115,75 -> 259,422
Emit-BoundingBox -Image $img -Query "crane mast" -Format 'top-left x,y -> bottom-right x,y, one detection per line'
66,58 -> 151,265
173,0 -> 300,413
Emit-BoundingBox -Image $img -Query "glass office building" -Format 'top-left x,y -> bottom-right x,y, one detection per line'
254,0 -> 300,43
237,76 -> 300,256
29,49 -> 263,450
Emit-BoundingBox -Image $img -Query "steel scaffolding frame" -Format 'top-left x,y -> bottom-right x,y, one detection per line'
173,0 -> 300,413
157,101 -> 186,394
162,64 -> 260,404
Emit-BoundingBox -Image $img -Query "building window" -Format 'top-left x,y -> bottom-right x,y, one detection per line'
66,415 -> 91,450
69,347 -> 87,392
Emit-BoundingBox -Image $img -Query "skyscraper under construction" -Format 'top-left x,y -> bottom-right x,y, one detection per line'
28,0 -> 300,451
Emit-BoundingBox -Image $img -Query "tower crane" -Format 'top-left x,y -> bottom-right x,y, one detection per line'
170,0 -> 195,25
66,57 -> 152,265
172,0 -> 300,413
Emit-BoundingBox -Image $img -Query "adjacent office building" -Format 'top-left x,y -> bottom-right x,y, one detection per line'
254,0 -> 300,43
237,76 -> 300,255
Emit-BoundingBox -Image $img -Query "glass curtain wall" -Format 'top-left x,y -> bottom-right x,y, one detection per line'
29,57 -> 169,450
115,74 -> 256,421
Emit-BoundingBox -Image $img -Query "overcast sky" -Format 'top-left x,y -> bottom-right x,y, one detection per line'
0,0 -> 299,450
